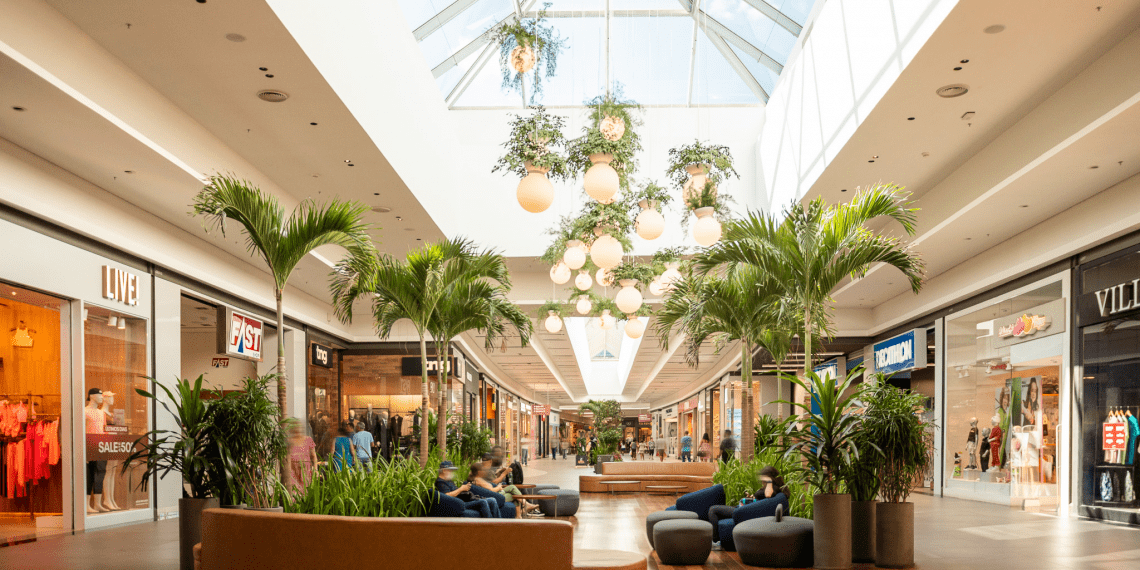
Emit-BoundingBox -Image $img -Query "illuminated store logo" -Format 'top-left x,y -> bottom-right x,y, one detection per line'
216,306 -> 263,362
1094,279 -> 1140,317
997,314 -> 1051,338
101,266 -> 138,306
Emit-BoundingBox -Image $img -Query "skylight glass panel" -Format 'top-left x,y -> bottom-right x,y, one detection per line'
769,0 -> 815,24
703,0 -> 798,64
420,0 -> 512,70
609,16 -> 691,105
541,0 -> 606,11
437,48 -> 482,97
692,32 -> 758,104
729,42 -> 780,96
524,17 -> 605,106
397,0 -> 447,31
611,0 -> 680,9
451,56 -> 526,106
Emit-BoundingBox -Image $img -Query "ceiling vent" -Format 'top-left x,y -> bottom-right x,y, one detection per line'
257,90 -> 289,103
936,84 -> 969,98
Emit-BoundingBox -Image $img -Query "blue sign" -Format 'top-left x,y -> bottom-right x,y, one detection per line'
873,329 -> 927,375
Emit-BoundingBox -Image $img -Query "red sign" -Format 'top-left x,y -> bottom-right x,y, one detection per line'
533,404 -> 549,416
679,397 -> 699,413
638,414 -> 651,423
87,433 -> 144,461
1104,423 -> 1128,450
217,307 -> 264,362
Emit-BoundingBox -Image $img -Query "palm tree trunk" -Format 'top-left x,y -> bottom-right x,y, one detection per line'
418,334 -> 430,468
436,341 -> 447,460
741,340 -> 754,462
276,288 -> 289,484
803,304 -> 813,378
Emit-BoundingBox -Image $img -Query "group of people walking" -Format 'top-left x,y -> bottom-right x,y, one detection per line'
678,429 -> 736,462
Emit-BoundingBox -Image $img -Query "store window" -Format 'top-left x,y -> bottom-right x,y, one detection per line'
84,304 -> 149,516
944,280 -> 1065,509
0,286 -> 66,542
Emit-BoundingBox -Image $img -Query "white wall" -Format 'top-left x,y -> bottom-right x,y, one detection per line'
758,0 -> 958,210
180,329 -> 258,391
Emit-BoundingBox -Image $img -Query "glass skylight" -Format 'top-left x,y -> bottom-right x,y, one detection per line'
398,0 -> 818,108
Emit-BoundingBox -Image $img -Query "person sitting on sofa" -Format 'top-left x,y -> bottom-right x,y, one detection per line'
483,452 -> 513,485
470,463 -> 540,514
434,461 -> 493,518
708,465 -> 790,549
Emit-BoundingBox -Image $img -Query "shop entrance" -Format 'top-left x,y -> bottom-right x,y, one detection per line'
0,285 -> 66,543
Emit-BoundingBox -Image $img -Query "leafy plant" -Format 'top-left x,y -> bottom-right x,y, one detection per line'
210,374 -> 288,508
492,106 -> 572,179
566,128 -> 639,191
584,87 -> 642,137
125,375 -> 226,499
494,4 -> 566,103
713,448 -> 814,519
754,414 -> 793,455
538,299 -> 569,319
779,368 -> 868,495
859,379 -> 934,503
610,261 -> 656,286
580,400 -> 623,455
628,181 -> 673,211
279,456 -> 437,517
665,140 -> 739,190
680,181 -> 736,230
450,421 -> 493,464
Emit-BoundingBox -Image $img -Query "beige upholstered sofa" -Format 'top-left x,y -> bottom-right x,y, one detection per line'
579,461 -> 717,493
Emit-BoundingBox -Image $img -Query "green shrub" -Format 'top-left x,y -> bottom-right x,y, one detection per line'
280,456 -> 437,518
713,448 -> 814,519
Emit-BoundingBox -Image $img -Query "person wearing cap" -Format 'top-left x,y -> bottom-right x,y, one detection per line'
435,461 -> 493,518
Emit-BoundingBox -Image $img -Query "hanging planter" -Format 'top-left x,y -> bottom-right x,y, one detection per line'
494,8 -> 566,104
625,315 -> 646,339
590,231 -> 623,270
648,277 -> 666,296
494,107 -> 570,213
615,279 -> 643,314
549,260 -> 571,284
583,153 -> 619,204
599,115 -> 626,141
682,164 -> 714,203
543,310 -> 563,333
635,200 -> 665,240
574,269 -> 593,291
693,207 -> 723,246
563,239 -> 588,270
666,140 -> 739,194
599,309 -> 616,330
596,267 -> 615,288
660,261 -> 682,290
576,295 -> 593,315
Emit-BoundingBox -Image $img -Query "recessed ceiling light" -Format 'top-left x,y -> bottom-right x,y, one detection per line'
395,216 -> 403,221
225,33 -> 246,42
259,66 -> 268,71
965,237 -> 972,241
310,122 -> 318,126
868,160 -> 875,163
124,170 -> 135,174
373,192 -> 380,196
256,90 -> 288,102
953,66 -> 963,71
960,59 -> 969,64
347,163 -> 354,167
12,106 -> 25,111
416,238 -> 422,241
265,74 -> 274,78
907,117 -> 915,120
1020,205 -> 1029,208
404,228 -> 416,232
344,159 -> 351,163
841,189 -> 847,192
872,155 -> 879,159
936,84 -> 969,98
983,25 -> 1005,34
1089,165 -> 1099,169
372,206 -> 392,213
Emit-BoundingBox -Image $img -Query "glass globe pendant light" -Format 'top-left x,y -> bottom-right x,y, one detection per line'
599,309 -> 616,330
648,277 -> 666,297
549,261 -> 571,284
543,310 -> 563,334
661,262 -> 682,290
590,233 -> 623,270
635,200 -> 665,240
625,315 -> 646,339
693,207 -> 722,246
576,296 -> 592,315
596,267 -> 614,288
563,240 -> 587,270
574,270 -> 593,291
615,280 -> 643,314
517,162 -> 554,213
583,153 -> 619,204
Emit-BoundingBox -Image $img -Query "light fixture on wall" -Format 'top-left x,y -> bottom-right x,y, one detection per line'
118,318 -> 126,330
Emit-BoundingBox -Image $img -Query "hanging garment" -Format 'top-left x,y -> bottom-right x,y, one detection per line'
989,425 -> 1003,469
46,420 -> 60,465
1125,471 -> 1136,503
85,406 -> 106,435
1101,471 -> 1114,502
1127,415 -> 1140,465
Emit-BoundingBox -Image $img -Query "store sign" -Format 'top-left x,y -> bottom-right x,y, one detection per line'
997,314 -> 1051,338
679,397 -> 698,413
534,404 -> 549,416
211,357 -> 229,368
401,356 -> 458,377
216,307 -> 263,362
813,357 -> 846,383
638,414 -> 651,423
311,344 -> 333,368
986,362 -> 1010,374
87,433 -> 143,461
873,329 -> 927,376
1092,278 -> 1140,318
1103,423 -> 1128,450
101,266 -> 138,306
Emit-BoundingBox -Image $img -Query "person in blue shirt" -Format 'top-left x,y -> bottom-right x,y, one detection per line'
434,461 -> 494,517
351,420 -> 375,472
680,431 -> 693,462
332,424 -> 354,471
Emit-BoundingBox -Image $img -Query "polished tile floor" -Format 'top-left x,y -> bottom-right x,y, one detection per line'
2,454 -> 1138,569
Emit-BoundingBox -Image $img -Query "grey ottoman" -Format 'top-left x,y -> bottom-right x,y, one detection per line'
537,489 -> 580,517
645,510 -> 698,547
653,519 -> 713,566
734,506 -> 814,568
532,484 -> 560,493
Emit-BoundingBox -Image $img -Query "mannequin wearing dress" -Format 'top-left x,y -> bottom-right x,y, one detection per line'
988,415 -> 1003,472
100,392 -> 120,511
85,389 -> 108,514
965,417 -> 979,470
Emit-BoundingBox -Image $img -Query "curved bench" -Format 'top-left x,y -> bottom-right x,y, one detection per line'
579,462 -> 717,493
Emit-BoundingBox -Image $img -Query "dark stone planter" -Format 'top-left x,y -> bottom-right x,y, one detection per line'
813,493 -> 852,569
876,502 -> 914,568
594,455 -> 613,473
851,500 -> 876,563
178,497 -> 219,570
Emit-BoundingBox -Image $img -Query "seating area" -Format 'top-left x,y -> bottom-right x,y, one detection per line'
579,461 -> 717,494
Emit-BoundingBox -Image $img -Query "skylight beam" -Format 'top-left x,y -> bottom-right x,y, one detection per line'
705,28 -> 769,103
431,0 -> 538,79
741,0 -> 803,36
685,0 -> 700,106
413,0 -> 482,41
696,11 -> 783,74
522,10 -> 690,18
446,33 -> 500,106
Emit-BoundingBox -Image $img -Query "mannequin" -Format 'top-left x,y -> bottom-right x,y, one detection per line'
373,407 -> 389,461
84,388 -> 108,513
965,417 -> 979,470
979,422 -> 991,472
988,415 -> 1003,472
100,392 -> 120,511
1126,409 -> 1139,465
364,404 -> 377,434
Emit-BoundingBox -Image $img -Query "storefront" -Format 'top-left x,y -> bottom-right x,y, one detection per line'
941,272 -> 1069,510
678,396 -> 698,452
480,375 -> 498,443
306,336 -> 341,450
461,357 -> 479,424
1076,245 -> 1140,525
867,327 -> 939,492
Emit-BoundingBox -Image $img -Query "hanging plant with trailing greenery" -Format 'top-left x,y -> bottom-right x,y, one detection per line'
538,299 -> 570,319
665,140 -> 740,190
567,90 -> 644,189
680,178 -> 736,229
627,181 -> 673,211
494,4 -> 566,103
492,106 -> 572,180
610,261 -> 657,286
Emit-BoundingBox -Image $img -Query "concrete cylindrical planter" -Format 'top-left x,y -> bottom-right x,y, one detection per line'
813,493 -> 853,570
851,500 -> 877,563
247,506 -> 285,513
875,502 -> 915,568
179,497 -> 219,570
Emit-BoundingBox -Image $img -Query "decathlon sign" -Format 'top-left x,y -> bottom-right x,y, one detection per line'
216,307 -> 264,362
873,329 -> 927,375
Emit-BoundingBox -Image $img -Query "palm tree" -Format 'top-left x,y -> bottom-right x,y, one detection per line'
429,261 -> 532,459
330,238 -> 526,466
699,185 -> 924,378
193,174 -> 373,420
654,265 -> 794,461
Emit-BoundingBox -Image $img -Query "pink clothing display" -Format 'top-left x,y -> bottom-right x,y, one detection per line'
85,405 -> 105,434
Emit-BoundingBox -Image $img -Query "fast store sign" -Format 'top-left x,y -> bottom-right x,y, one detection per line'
216,307 -> 263,362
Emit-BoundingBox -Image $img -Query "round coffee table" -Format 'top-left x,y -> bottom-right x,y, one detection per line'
515,484 -> 536,491
515,494 -> 557,517
600,481 -> 640,495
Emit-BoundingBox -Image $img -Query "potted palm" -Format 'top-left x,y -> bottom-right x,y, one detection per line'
860,380 -> 933,568
847,406 -> 883,563
126,375 -> 226,570
780,368 -> 867,570
210,374 -> 288,511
